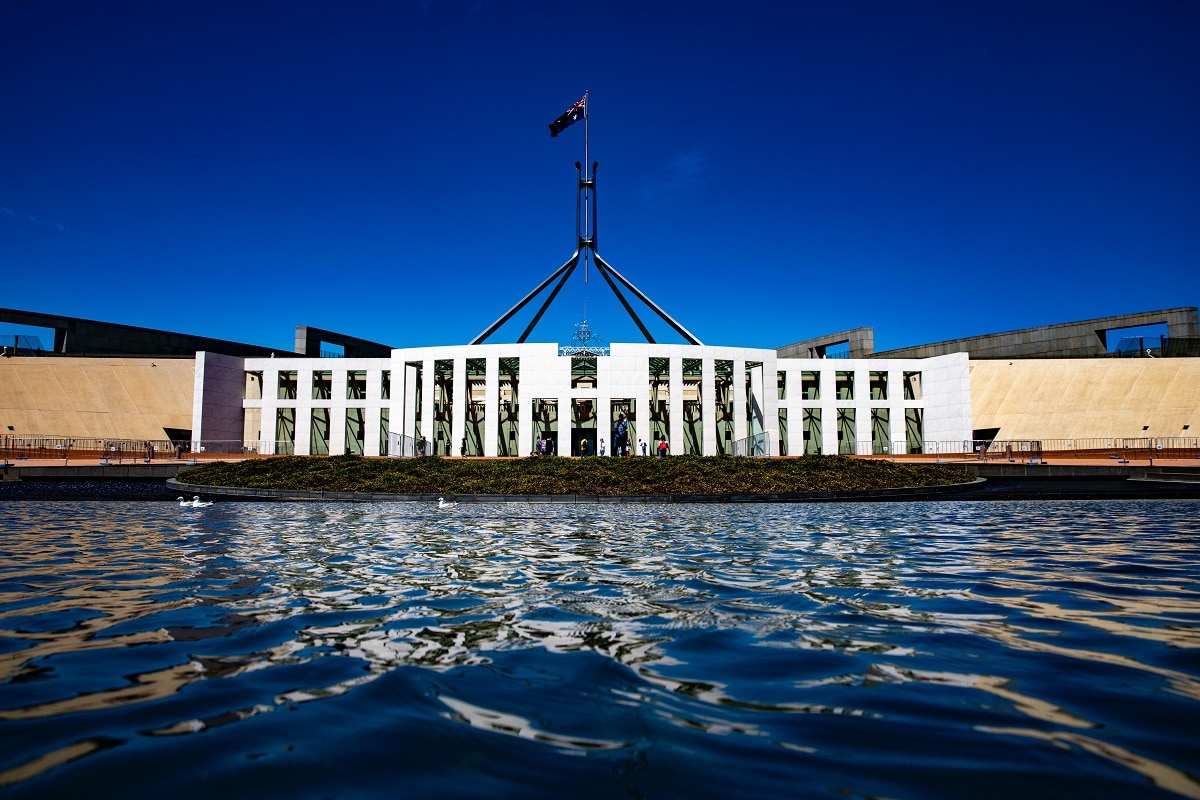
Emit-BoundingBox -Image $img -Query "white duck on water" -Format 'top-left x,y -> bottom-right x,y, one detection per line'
178,496 -> 213,507
437,497 -> 458,509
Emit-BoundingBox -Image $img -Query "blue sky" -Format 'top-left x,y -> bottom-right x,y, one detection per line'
3,1 -> 1197,353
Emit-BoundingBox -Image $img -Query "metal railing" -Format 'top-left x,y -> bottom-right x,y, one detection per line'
4,433 -> 1197,465
731,432 -> 772,457
885,437 -> 1200,462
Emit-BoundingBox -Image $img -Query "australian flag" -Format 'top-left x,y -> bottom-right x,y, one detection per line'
549,94 -> 587,138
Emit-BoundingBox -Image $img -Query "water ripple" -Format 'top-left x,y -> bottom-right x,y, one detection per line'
1,499 -> 1198,798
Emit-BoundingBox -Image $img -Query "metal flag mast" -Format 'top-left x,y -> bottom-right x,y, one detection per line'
471,93 -> 702,347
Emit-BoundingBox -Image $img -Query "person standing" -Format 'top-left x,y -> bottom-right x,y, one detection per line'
460,437 -> 467,457
641,439 -> 648,456
599,438 -> 606,456
614,414 -> 629,457
657,438 -> 668,458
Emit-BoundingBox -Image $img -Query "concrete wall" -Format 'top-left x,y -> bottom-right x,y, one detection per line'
970,358 -> 1200,441
0,307 -> 280,357
0,356 -> 194,439
193,352 -> 248,448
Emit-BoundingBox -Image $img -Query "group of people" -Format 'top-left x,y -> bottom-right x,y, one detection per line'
607,415 -> 669,457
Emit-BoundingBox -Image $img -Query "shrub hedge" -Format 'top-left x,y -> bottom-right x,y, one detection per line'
178,455 -> 975,496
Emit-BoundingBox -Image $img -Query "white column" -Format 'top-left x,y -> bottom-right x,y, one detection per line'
452,356 -> 466,457
669,356 -> 684,454
484,354 -> 499,457
702,357 -> 716,455
422,358 -> 436,454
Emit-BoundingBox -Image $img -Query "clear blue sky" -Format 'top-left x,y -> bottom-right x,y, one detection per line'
3,1 -> 1197,353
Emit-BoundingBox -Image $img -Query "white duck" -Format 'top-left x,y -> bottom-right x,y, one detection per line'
178,495 -> 213,507
437,497 -> 458,509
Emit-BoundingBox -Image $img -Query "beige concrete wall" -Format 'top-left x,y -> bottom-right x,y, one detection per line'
970,359 -> 1200,441
0,357 -> 194,439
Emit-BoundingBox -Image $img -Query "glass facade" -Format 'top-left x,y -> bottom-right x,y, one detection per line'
312,371 -> 332,400
870,371 -> 887,400
275,407 -> 295,455
836,371 -> 854,401
837,408 -> 856,455
906,408 -> 924,453
310,408 -> 330,455
778,408 -> 788,456
278,371 -> 297,400
871,408 -> 890,454
347,371 -> 366,400
802,408 -> 821,455
903,371 -> 922,400
801,371 -> 819,400
346,408 -> 365,455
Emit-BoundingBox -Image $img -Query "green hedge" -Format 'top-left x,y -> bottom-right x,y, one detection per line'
178,455 -> 975,496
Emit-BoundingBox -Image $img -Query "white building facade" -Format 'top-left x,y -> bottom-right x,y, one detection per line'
193,344 -> 971,458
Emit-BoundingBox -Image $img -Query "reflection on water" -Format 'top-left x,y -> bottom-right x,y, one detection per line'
1,500 -> 1198,799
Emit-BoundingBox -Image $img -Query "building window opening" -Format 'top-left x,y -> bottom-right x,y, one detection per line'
714,360 -> 734,455
683,358 -> 703,455
347,370 -> 367,400
572,398 -> 596,456
275,407 -> 295,455
311,408 -> 330,455
345,408 -> 365,455
802,371 -> 820,401
245,371 -> 263,401
905,408 -> 924,453
649,358 -> 670,449
871,408 -> 890,454
903,372 -> 922,401
312,371 -> 332,400
465,358 -> 486,456
499,357 -> 520,456
611,399 -> 635,456
870,372 -> 888,401
837,408 -> 856,455
571,357 -> 597,390
278,371 -> 298,400
802,408 -> 822,455
434,359 -> 453,456
836,371 -> 854,401
532,399 -> 558,454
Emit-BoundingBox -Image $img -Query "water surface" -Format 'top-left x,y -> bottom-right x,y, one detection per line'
1,500 -> 1198,798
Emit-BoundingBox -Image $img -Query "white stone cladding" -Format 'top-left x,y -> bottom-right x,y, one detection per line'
225,344 -> 972,457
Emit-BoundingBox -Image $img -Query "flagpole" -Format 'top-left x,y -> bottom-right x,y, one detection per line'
583,90 -> 590,283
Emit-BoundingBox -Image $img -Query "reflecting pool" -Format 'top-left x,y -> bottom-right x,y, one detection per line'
1,500 -> 1198,799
